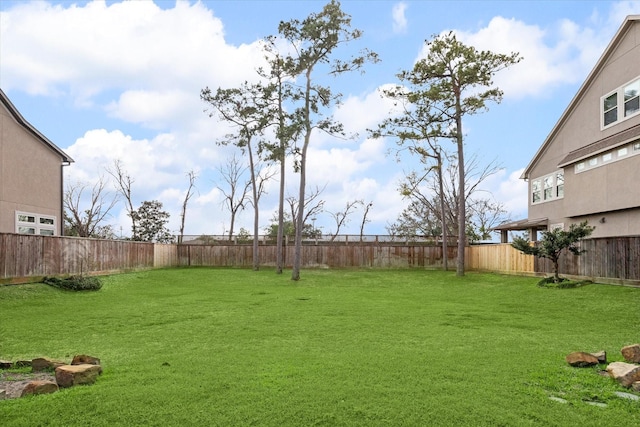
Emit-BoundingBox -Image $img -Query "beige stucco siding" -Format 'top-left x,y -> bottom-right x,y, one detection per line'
527,19 -> 640,237
0,102 -> 64,234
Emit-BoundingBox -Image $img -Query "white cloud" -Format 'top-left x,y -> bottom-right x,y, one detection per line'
0,1 -> 267,100
479,167 -> 528,220
391,2 -> 408,34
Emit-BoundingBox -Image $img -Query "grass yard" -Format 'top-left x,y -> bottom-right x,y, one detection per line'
1,268 -> 639,426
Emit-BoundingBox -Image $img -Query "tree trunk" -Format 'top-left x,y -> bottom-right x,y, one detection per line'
247,140 -> 260,271
292,69 -> 313,281
436,151 -> 448,271
276,144 -> 286,274
455,94 -> 466,276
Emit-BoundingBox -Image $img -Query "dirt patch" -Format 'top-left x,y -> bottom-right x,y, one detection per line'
1,371 -> 57,399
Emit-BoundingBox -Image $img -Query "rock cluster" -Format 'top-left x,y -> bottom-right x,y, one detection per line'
0,355 -> 102,400
566,343 -> 640,392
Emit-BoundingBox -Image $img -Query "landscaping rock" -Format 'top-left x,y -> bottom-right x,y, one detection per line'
632,382 -> 640,392
621,344 -> 640,363
566,352 -> 599,367
20,380 -> 59,397
32,357 -> 65,372
0,389 -> 6,400
606,362 -> 640,387
55,364 -> 102,388
0,360 -> 13,369
71,354 -> 101,366
590,351 -> 607,364
614,391 -> 640,401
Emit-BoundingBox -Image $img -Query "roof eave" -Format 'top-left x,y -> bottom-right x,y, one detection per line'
522,15 -> 640,178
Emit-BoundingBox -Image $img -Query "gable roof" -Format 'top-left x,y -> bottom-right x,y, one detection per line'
0,88 -> 74,163
521,15 -> 640,179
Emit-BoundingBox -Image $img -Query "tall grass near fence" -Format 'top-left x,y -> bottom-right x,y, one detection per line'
1,268 -> 638,426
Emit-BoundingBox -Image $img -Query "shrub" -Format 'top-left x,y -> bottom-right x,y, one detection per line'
537,276 -> 592,289
43,275 -> 102,291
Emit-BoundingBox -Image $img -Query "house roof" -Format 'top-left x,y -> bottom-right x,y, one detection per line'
521,15 -> 640,180
557,122 -> 640,167
0,88 -> 74,163
493,217 -> 548,232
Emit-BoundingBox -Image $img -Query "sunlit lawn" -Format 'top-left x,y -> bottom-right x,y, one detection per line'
1,268 -> 639,426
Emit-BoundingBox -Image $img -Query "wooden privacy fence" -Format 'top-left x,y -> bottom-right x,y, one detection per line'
0,234 -> 155,284
2,233 -> 638,285
535,236 -> 640,286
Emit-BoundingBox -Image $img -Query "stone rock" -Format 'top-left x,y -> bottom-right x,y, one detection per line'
607,362 -> 640,387
0,360 -> 13,369
548,396 -> 568,404
20,381 -> 59,397
584,401 -> 607,408
614,391 -> 640,401
32,357 -> 66,372
0,389 -> 6,400
71,354 -> 101,366
632,382 -> 640,392
590,351 -> 607,364
566,352 -> 599,367
55,364 -> 102,388
621,344 -> 640,363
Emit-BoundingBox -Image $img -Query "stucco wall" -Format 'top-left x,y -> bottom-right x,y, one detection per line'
527,20 -> 640,236
0,103 -> 64,234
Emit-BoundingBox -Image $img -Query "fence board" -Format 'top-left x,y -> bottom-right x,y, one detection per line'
2,233 -> 637,285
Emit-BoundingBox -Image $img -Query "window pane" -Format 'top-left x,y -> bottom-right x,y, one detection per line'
40,218 -> 55,225
602,153 -> 612,162
604,108 -> 617,125
18,226 -> 36,234
543,176 -> 553,199
588,158 -> 598,166
634,142 -> 640,151
618,147 -> 628,156
604,93 -> 617,110
532,192 -> 540,203
576,162 -> 585,171
18,214 -> 35,223
39,229 -> 55,236
624,81 -> 639,101
532,180 -> 540,192
625,97 -> 639,117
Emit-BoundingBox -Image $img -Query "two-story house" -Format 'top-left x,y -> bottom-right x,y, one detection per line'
497,15 -> 640,242
0,89 -> 73,236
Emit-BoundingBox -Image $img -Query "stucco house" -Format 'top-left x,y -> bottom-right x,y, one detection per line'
0,88 -> 73,236
497,15 -> 640,242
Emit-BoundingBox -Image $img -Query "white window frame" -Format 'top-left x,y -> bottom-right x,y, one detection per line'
16,211 -> 57,236
601,75 -> 640,129
575,140 -> 640,174
531,170 -> 564,205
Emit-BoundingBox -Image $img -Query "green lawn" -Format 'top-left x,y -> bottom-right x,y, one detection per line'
1,268 -> 639,426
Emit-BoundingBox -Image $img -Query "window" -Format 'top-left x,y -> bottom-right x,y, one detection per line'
16,211 -> 56,236
532,171 -> 563,204
625,80 -> 639,117
618,147 -> 628,157
588,158 -> 598,167
603,93 -> 617,126
576,162 -> 585,171
602,76 -> 640,128
543,176 -> 553,200
532,179 -> 541,203
602,153 -> 612,162
634,142 -> 640,152
556,172 -> 564,197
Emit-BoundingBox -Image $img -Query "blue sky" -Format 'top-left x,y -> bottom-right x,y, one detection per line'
1,0 -> 639,237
